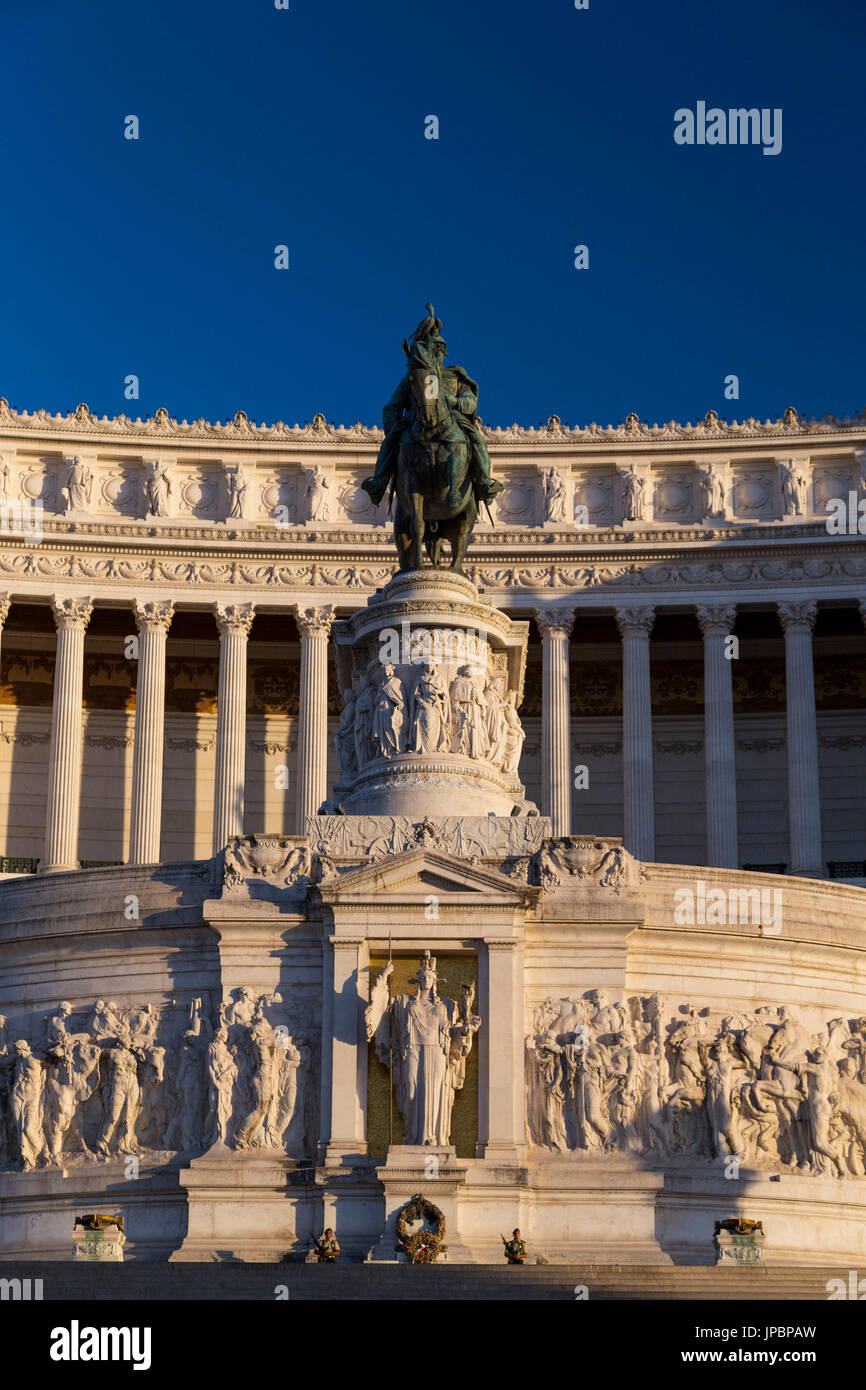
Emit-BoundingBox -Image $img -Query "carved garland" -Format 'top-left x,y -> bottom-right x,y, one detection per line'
396,1195 -> 446,1264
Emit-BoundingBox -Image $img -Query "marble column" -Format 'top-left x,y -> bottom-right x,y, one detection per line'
697,604 -> 738,868
128,600 -> 174,865
779,600 -> 823,877
0,594 -> 10,668
534,607 -> 575,836
295,605 -> 335,832
616,606 -> 656,862
212,603 -> 255,855
42,595 -> 94,873
477,937 -> 525,1162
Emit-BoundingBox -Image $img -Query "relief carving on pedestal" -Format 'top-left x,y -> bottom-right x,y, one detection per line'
333,653 -> 526,787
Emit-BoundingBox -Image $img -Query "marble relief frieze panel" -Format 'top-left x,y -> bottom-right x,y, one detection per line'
729,464 -> 776,519
652,470 -> 699,524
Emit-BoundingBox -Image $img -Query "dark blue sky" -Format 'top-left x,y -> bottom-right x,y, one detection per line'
2,0 -> 863,430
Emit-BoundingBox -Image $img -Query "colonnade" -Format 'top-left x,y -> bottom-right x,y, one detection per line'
0,594 -> 833,876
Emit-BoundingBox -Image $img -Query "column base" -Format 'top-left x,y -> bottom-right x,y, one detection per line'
321,1140 -> 369,1170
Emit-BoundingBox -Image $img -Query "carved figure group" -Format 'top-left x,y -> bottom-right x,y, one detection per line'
0,993 -> 316,1171
334,659 -> 525,782
526,993 -> 866,1177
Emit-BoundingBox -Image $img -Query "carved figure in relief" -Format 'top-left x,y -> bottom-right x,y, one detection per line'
621,467 -> 646,522
334,688 -> 358,780
96,1035 -> 141,1157
797,1047 -> 846,1177
43,1039 -> 102,1164
353,672 -> 376,768
501,691 -> 526,775
91,1000 -> 126,1043
205,1026 -> 236,1148
449,665 -> 488,758
0,1016 -> 11,1163
170,1029 -> 206,1152
138,1045 -> 169,1148
703,1035 -> 745,1158
542,467 -> 567,524
144,459 -> 172,517
11,1040 -> 44,1171
365,952 -> 481,1146
227,465 -> 248,520
779,459 -> 807,516
64,456 -> 93,511
409,661 -> 450,754
483,675 -> 508,766
235,1018 -> 277,1149
306,465 -> 331,522
371,664 -> 405,758
267,1033 -> 302,1148
699,466 -> 726,518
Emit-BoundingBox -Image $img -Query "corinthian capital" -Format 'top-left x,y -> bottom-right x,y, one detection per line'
0,593 -> 10,629
534,606 -> 575,639
51,595 -> 94,632
778,600 -> 817,634
133,599 -> 175,636
696,604 -> 737,638
296,604 -> 335,640
615,605 -> 655,638
214,602 -> 256,638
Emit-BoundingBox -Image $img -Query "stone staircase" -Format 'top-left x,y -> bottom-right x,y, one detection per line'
2,1262 -> 842,1300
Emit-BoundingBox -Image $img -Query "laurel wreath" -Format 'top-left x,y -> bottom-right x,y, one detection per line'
396,1195 -> 446,1264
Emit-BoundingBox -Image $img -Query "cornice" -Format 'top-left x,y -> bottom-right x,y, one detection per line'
1,398 -> 865,447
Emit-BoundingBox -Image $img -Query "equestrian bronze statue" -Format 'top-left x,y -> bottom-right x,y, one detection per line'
361,305 -> 503,572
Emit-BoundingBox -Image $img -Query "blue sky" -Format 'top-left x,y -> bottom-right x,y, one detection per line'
1,0 -> 863,429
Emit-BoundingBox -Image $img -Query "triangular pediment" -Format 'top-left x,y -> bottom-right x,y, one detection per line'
318,848 -> 538,906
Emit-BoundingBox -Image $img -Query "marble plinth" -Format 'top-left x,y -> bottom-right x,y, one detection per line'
330,569 -> 533,818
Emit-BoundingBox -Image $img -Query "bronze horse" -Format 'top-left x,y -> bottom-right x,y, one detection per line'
392,335 -> 478,573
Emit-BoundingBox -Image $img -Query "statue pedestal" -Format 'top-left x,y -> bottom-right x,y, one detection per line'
170,1151 -> 301,1263
72,1222 -> 125,1262
366,1148 -> 475,1264
331,569 -> 534,818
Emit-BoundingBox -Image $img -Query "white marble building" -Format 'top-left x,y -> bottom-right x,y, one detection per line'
0,398 -> 863,877
0,397 -> 865,1265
